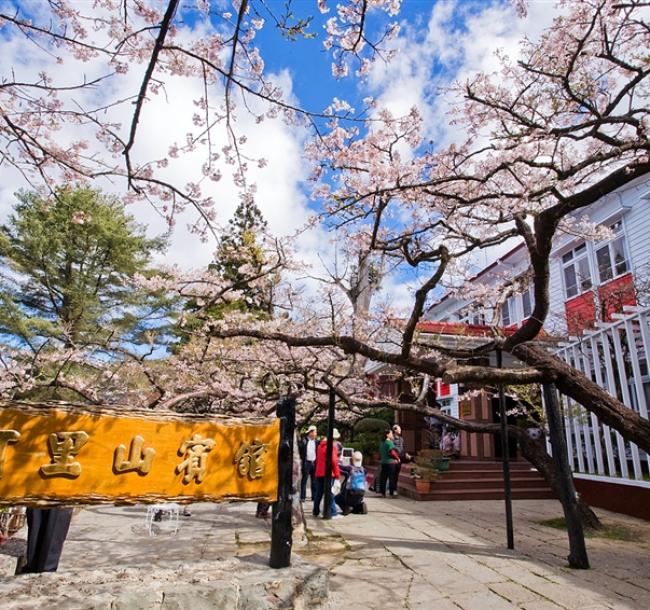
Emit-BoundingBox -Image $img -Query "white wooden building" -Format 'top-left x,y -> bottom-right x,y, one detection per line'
424,174 -> 650,519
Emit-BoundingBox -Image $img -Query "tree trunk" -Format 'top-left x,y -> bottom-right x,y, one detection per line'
512,343 -> 650,455
542,383 -> 589,569
517,432 -> 601,530
388,401 -> 602,530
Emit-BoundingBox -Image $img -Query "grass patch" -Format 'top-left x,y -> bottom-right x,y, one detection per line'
538,517 -> 638,541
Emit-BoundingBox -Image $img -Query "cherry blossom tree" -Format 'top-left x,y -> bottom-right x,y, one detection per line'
0,0 -> 404,233
212,0 -> 650,452
2,0 -> 648,478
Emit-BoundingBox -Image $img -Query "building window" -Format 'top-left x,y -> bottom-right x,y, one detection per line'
562,243 -> 592,298
595,220 -> 629,283
522,286 -> 534,318
471,311 -> 486,325
502,296 -> 514,326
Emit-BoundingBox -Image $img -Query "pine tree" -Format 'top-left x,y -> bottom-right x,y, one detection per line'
212,198 -> 272,314
0,187 -> 169,351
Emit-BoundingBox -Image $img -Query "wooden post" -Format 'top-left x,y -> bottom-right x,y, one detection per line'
322,388 -> 335,520
542,383 -> 590,569
270,396 -> 295,569
496,348 -> 515,550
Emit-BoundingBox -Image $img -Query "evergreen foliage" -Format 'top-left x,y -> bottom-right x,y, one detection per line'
212,199 -> 273,315
0,187 -> 170,351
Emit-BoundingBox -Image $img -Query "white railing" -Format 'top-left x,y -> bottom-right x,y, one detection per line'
552,305 -> 650,488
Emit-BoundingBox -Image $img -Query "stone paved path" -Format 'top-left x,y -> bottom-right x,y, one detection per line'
1,497 -> 649,609
315,497 -> 650,610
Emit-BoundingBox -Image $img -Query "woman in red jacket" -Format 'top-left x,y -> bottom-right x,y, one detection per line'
312,429 -> 341,518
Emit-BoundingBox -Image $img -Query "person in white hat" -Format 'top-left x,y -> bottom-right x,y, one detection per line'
299,424 -> 319,502
335,450 -> 369,515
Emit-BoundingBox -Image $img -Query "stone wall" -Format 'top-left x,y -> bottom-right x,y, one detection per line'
0,556 -> 328,610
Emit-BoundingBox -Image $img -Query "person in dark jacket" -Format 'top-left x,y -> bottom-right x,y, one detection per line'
391,424 -> 410,488
298,425 -> 318,502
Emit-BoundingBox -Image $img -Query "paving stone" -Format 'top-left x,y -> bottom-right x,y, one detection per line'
3,498 -> 650,609
524,583 -> 612,609
453,589 -> 519,609
519,600 -> 565,610
443,555 -> 507,584
237,528 -> 272,545
409,598 -> 465,610
488,581 -> 548,605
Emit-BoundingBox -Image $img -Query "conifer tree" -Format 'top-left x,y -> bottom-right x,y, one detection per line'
212,198 -> 273,315
0,187 -> 169,352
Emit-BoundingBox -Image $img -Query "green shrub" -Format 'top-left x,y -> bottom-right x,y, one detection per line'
349,431 -> 382,464
354,417 -> 390,434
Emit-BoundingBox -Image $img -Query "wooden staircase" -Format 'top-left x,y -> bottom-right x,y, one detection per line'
371,460 -> 556,502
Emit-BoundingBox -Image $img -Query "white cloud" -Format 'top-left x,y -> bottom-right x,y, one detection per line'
367,0 -> 559,145
0,12 -> 318,270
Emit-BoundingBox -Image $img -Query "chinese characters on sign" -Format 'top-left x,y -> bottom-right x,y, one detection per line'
176,433 -> 216,483
234,440 -> 269,480
0,403 -> 280,507
0,429 -> 20,478
0,428 -> 271,483
40,431 -> 89,477
114,435 -> 156,474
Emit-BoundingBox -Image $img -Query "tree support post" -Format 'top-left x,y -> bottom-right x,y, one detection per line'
542,383 -> 590,569
323,388 -> 336,519
270,395 -> 296,568
496,348 -> 515,550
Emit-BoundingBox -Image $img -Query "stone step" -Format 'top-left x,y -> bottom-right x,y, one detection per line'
414,476 -> 550,491
405,469 -> 544,481
446,460 -> 537,471
367,460 -> 555,502
398,486 -> 557,502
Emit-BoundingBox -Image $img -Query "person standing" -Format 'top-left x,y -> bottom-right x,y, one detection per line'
255,502 -> 270,519
378,429 -> 400,497
299,425 -> 318,502
15,507 -> 73,574
391,424 -> 408,492
312,428 -> 341,517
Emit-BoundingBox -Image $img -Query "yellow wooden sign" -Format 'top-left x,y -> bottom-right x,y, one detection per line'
0,401 -> 279,507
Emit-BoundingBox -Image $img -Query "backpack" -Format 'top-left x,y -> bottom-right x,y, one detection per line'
347,467 -> 366,492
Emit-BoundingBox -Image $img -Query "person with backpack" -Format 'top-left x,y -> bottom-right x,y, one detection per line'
336,451 -> 368,515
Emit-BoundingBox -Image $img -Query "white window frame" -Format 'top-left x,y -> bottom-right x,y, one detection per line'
561,242 -> 593,299
594,220 -> 630,284
502,295 -> 515,326
521,285 -> 534,319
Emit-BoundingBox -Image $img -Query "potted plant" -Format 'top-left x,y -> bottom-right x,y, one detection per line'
410,460 -> 439,493
434,457 -> 450,471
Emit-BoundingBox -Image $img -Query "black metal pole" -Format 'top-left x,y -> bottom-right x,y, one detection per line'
497,348 -> 515,550
542,383 -> 590,569
322,388 -> 336,520
270,395 -> 295,569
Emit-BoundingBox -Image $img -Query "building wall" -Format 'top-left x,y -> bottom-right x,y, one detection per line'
574,477 -> 650,521
458,393 -> 496,460
428,175 -> 650,336
548,177 -> 650,335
